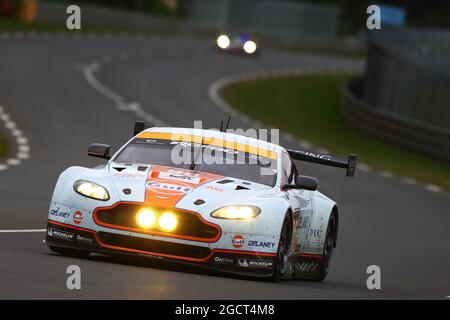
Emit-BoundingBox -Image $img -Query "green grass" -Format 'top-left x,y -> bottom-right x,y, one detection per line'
221,74 -> 450,190
0,134 -> 8,159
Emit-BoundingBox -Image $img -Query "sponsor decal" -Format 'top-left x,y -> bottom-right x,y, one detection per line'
302,243 -> 323,254
231,235 -> 244,248
47,228 -> 74,241
138,253 -> 163,260
146,181 -> 193,196
158,171 -> 201,184
213,256 -> 234,265
248,240 -> 276,249
49,207 -> 70,219
73,211 -> 83,225
309,229 -> 324,238
206,185 -> 223,192
299,216 -> 310,229
76,234 -> 93,245
238,258 -> 273,269
114,171 -> 147,178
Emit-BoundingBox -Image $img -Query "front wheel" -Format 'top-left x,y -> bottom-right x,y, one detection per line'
49,246 -> 91,259
270,214 -> 292,282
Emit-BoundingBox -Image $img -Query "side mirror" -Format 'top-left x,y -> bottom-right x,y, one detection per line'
284,175 -> 318,191
88,143 -> 111,160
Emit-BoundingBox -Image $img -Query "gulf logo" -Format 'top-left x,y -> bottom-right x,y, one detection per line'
146,180 -> 193,196
73,211 -> 83,225
232,235 -> 244,248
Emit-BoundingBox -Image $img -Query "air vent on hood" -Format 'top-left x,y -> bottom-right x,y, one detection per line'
235,185 -> 250,190
137,166 -> 148,172
194,199 -> 205,205
113,167 -> 126,172
216,179 -> 234,184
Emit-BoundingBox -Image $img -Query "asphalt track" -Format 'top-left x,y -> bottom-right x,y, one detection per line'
0,34 -> 449,299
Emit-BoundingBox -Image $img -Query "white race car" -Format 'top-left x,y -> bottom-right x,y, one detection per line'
44,123 -> 356,281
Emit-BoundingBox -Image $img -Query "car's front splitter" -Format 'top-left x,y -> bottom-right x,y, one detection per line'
44,220 -> 275,278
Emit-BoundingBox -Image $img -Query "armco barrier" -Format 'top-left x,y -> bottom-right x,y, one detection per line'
341,78 -> 450,162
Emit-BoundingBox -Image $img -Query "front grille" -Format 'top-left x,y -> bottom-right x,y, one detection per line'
94,203 -> 220,241
98,232 -> 211,259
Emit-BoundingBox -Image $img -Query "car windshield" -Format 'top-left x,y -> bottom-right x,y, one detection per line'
114,137 -> 277,187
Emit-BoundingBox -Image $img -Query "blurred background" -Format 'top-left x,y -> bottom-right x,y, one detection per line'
2,0 -> 448,187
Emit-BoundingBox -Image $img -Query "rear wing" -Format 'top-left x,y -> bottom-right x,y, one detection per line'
287,149 -> 357,177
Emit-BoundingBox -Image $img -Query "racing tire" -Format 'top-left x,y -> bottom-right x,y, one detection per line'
270,214 -> 292,282
49,246 -> 91,259
313,214 -> 336,282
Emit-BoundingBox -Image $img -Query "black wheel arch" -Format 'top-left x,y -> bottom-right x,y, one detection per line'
285,208 -> 295,237
331,206 -> 339,248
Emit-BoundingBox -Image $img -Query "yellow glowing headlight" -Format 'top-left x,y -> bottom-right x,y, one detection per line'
217,34 -> 230,49
74,180 -> 109,201
211,206 -> 260,220
243,40 -> 257,54
158,212 -> 178,232
135,208 -> 157,229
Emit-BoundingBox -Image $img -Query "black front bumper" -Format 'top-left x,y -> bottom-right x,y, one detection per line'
45,221 -> 275,278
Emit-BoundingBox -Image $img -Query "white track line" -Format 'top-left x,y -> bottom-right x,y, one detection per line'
0,229 -> 45,233
208,67 -> 448,195
0,105 -> 31,171
79,62 -> 168,127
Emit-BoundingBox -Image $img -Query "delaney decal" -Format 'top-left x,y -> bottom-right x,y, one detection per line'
49,207 -> 71,219
248,240 -> 276,249
231,235 -> 244,248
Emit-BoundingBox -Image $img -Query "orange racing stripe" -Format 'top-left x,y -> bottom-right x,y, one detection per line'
137,132 -> 277,160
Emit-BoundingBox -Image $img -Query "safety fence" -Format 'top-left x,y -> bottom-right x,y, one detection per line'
341,29 -> 450,162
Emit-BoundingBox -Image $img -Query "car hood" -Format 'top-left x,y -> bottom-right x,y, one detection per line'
107,163 -> 274,214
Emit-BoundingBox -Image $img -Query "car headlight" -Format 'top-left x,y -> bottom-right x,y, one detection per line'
217,34 -> 230,49
158,212 -> 178,231
135,208 -> 157,229
211,205 -> 261,220
73,180 -> 110,201
243,40 -> 257,54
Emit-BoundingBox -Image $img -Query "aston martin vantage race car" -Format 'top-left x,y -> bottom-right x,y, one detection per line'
215,33 -> 260,56
44,122 -> 356,281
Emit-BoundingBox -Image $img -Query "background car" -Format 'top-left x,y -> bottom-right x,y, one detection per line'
215,33 -> 260,56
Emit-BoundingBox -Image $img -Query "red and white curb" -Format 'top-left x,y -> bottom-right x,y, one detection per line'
208,68 -> 447,195
0,105 -> 30,171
